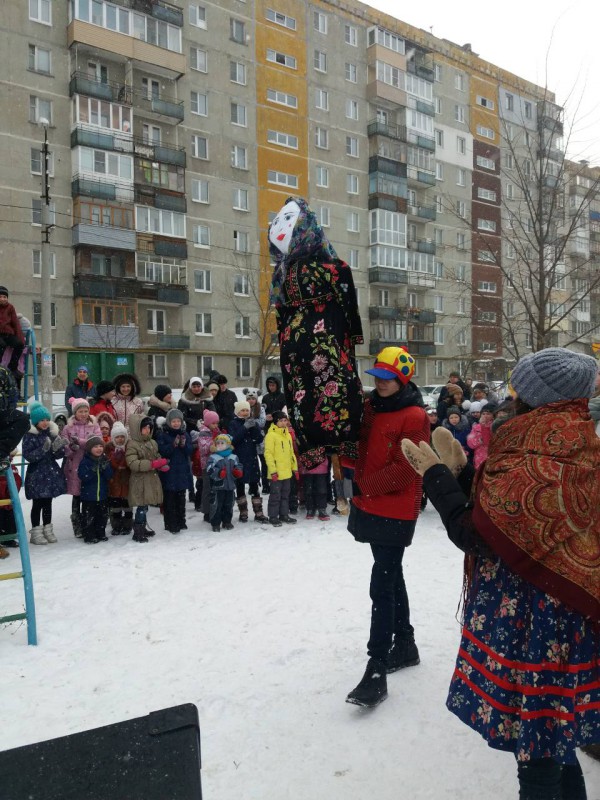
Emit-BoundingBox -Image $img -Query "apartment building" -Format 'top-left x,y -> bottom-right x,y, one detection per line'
1,0 -> 596,392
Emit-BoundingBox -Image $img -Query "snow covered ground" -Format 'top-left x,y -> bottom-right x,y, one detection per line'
1,496 -> 599,799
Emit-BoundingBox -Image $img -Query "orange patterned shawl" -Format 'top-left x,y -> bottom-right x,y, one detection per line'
472,398 -> 600,620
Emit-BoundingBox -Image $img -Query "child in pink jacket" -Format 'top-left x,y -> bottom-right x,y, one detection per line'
63,397 -> 102,537
466,405 -> 495,469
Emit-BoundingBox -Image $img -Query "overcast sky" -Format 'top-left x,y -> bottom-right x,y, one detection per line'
363,0 -> 600,162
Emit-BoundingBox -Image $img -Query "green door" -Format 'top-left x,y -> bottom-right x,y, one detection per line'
104,353 -> 135,381
67,352 -> 135,383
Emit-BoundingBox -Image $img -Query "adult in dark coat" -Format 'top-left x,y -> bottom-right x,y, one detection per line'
177,377 -> 216,431
436,371 -> 470,417
0,366 -> 29,464
213,375 -> 237,429
64,365 -> 94,417
262,376 -> 286,421
227,404 -> 268,522
269,197 -> 364,470
156,409 -> 193,533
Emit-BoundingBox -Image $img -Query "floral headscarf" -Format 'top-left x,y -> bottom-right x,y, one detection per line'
268,197 -> 339,306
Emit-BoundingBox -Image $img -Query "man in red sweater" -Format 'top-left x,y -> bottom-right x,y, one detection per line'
346,346 -> 429,708
0,286 -> 25,379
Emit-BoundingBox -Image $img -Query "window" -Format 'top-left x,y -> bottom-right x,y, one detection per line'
505,242 -> 516,259
476,155 -> 496,171
194,268 -> 211,292
434,326 -> 445,345
454,105 -> 465,123
191,178 -> 209,204
457,264 -> 466,281
136,207 -> 185,238
478,187 -> 497,202
198,355 -> 213,377
505,93 -> 514,111
148,355 -> 167,378
433,295 -> 444,313
236,357 -> 251,380
435,129 -> 443,147
348,249 -> 359,268
479,341 -> 497,353
478,310 -> 497,323
142,78 -> 159,101
267,49 -> 296,69
30,147 -> 54,175
368,27 -> 405,53
435,163 -> 444,181
378,289 -> 390,307
234,274 -> 249,295
147,308 -> 165,334
142,124 -> 161,144
504,153 -> 514,170
347,211 -> 359,232
316,165 -> 329,188
346,99 -> 359,120
476,125 -> 495,140
318,206 -> 330,227
28,44 -> 51,74
189,4 -> 207,29
230,60 -> 246,84
315,127 -> 329,149
190,47 -> 207,72
478,250 -> 496,263
345,63 -> 357,82
476,95 -> 495,110
230,18 -> 246,44
32,250 -> 56,278
478,218 -> 496,232
29,95 -> 52,124
456,136 -> 466,155
29,0 -> 51,24
457,297 -> 466,314
435,195 -> 443,213
345,23 -> 358,45
315,89 -> 329,111
478,280 -> 497,292
195,312 -> 212,335
524,101 -> 532,119
267,88 -> 297,108
456,168 -> 466,186
505,123 -> 514,141
190,223 -> 211,248
190,91 -> 207,116
346,173 -> 359,194
191,135 -> 208,159
346,136 -> 359,157
314,50 -> 327,72
31,198 -> 55,225
233,188 -> 249,211
456,232 -> 466,250
267,170 -> 298,189
376,60 -> 403,89
235,315 -> 250,337
454,72 -> 465,91
231,102 -> 247,126
523,158 -> 532,177
456,200 -> 466,218
233,230 -> 249,253
32,301 -> 56,328
231,145 -> 247,169
435,97 -> 442,114
314,11 -> 327,33
434,64 -> 442,82
267,130 -> 298,149
266,8 -> 296,30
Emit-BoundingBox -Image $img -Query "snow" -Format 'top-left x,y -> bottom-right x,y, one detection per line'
1,497 -> 599,799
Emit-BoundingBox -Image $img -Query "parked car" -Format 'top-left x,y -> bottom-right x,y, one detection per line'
419,384 -> 445,400
51,392 -> 68,431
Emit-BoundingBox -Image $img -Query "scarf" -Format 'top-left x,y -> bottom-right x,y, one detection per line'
268,196 -> 339,306
472,398 -> 600,620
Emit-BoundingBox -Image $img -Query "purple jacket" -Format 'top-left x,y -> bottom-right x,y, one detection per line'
62,414 -> 102,495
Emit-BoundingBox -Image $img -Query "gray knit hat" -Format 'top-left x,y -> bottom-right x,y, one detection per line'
510,348 -> 598,408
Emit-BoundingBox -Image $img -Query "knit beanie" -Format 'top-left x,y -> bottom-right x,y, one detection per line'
0,285 -> 9,297
234,400 -> 250,415
510,348 -> 598,408
201,409 -> 218,426
271,410 -> 288,424
166,408 -> 184,426
216,375 -> 228,385
85,436 -> 104,453
95,380 -> 114,398
189,376 -> 203,387
446,406 -> 461,418
215,433 -> 233,447
29,400 -> 51,425
154,384 -> 172,401
70,397 -> 90,414
468,401 -> 483,414
111,421 -> 128,442
207,382 -> 219,393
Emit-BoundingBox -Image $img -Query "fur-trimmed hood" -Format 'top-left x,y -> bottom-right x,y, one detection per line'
181,386 -> 213,404
28,420 -> 59,436
113,372 -> 141,399
148,394 -> 177,413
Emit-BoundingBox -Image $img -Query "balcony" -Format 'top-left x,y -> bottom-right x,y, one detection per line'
408,239 -> 436,255
368,306 -> 401,321
137,235 -> 187,259
407,52 -> 435,82
368,268 -> 408,286
135,186 -> 187,213
407,165 -> 436,186
74,273 -> 188,305
72,175 -> 134,203
154,333 -> 190,349
368,195 -> 408,214
369,156 -> 405,178
538,101 -> 564,136
369,338 -> 435,356
72,223 -> 137,251
407,203 -> 436,221
367,119 -> 407,142
135,91 -> 184,122
407,130 -> 435,151
133,138 -> 185,167
366,80 -> 407,107
73,323 -> 140,349
407,272 -> 437,288
405,307 -> 436,324
69,71 -> 132,104
71,125 -> 133,154
539,145 -> 564,164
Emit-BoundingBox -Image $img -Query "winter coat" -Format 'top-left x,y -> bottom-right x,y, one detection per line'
156,424 -> 193,492
193,423 -> 219,476
213,388 -> 237,429
206,451 -> 242,491
62,415 -> 102,496
105,442 -> 130,499
64,378 -> 94,416
146,394 -> 177,425
112,394 -> 145,426
0,301 -> 24,342
0,408 -> 30,460
89,397 -> 117,420
78,453 -> 114,502
125,414 -> 163,507
177,385 -> 216,430
442,414 -> 471,451
227,415 -> 262,483
262,378 -> 286,418
264,423 -> 298,480
350,383 -> 429,525
22,422 -> 67,500
466,421 -> 493,469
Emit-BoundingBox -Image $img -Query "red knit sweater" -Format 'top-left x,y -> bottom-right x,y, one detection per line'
352,399 -> 430,520
0,303 -> 24,342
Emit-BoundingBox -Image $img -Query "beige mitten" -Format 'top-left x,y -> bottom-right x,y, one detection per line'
401,439 -> 441,477
432,427 -> 467,477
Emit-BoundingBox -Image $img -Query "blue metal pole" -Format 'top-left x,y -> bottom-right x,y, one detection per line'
4,467 -> 37,645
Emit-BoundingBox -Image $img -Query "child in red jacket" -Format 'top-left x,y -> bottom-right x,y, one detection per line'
0,456 -> 22,557
0,287 -> 25,383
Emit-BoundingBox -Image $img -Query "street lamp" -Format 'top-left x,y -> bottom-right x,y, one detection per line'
38,118 -> 53,411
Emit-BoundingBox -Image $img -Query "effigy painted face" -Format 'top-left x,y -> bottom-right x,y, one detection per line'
269,200 -> 301,254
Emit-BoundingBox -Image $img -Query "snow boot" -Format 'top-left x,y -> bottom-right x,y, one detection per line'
121,512 -> 134,534
318,511 -> 330,521
29,525 -> 47,545
132,523 -> 148,543
211,524 -> 221,532
336,496 -> 349,515
110,510 -> 123,535
251,496 -> 269,523
387,636 -> 420,673
237,495 -> 249,522
71,511 -> 83,538
42,523 -> 57,543
269,517 -> 282,527
0,545 -> 9,559
346,658 -> 388,708
222,522 -> 234,530
279,515 -> 297,524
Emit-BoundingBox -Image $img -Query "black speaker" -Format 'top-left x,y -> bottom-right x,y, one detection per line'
0,703 -> 202,800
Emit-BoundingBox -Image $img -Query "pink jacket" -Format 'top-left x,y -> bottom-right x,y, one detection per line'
466,421 -> 493,469
112,395 -> 145,427
62,415 -> 102,495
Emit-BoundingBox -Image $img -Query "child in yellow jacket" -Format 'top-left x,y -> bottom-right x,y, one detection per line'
263,411 -> 298,527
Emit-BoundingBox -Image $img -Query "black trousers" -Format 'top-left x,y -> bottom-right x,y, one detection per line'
81,500 -> 109,542
209,489 -> 234,526
31,498 -> 52,526
267,479 -> 291,519
517,756 -> 586,800
302,473 -> 328,514
235,478 -> 260,499
367,542 -> 414,664
163,489 -> 186,531
0,334 -> 24,371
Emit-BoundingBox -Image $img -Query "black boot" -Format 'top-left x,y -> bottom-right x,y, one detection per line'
70,511 -> 83,538
387,636 -> 420,673
279,515 -> 297,524
110,511 -> 123,535
121,512 -> 134,534
251,496 -> 269,523
346,658 -> 388,707
132,523 -> 148,543
237,495 -> 249,522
